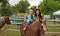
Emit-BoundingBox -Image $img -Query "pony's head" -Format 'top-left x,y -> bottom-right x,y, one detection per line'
4,16 -> 11,25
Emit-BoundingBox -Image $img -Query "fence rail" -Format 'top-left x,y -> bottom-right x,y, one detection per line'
11,19 -> 60,24
11,17 -> 27,24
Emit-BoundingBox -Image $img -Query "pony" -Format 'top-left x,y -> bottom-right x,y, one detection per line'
20,20 -> 44,36
0,16 -> 11,32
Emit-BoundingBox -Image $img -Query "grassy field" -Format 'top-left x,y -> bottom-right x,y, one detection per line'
0,30 -> 20,36
0,30 -> 60,36
0,22 -> 60,36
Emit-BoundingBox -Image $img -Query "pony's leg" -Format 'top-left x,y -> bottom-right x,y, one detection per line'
1,23 -> 10,30
0,23 -> 5,30
4,24 -> 10,29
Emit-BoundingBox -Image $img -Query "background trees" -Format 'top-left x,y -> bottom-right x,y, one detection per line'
0,0 -> 30,16
0,0 -> 60,16
15,0 -> 30,13
38,0 -> 60,15
0,0 -> 12,16
1,5 -> 12,16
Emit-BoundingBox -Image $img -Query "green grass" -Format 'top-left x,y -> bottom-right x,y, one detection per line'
47,22 -> 60,32
0,30 -> 20,36
47,26 -> 60,32
0,22 -> 60,36
49,33 -> 60,36
0,30 -> 60,36
8,24 -> 18,29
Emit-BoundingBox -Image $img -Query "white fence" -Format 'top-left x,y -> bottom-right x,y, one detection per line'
11,17 -> 27,24
11,16 -> 60,24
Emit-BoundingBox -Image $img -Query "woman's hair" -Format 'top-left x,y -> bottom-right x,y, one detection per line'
35,9 -> 42,19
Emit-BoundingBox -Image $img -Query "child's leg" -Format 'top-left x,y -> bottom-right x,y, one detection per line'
24,21 -> 30,30
26,21 -> 30,27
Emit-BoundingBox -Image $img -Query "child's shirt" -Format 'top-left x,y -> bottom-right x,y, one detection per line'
26,14 -> 35,27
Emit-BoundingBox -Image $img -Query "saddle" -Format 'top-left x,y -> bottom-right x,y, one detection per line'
22,20 -> 35,30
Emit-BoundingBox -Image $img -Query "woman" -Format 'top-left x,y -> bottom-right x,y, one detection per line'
35,9 -> 48,36
34,9 -> 43,36
35,9 -> 42,22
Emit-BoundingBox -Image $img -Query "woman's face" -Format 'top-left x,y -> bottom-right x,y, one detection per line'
36,10 -> 40,15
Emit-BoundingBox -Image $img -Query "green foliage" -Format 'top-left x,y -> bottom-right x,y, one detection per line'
54,0 -> 60,2
0,0 -> 8,6
15,0 -> 30,13
1,6 -> 12,16
0,0 -> 12,16
0,7 -> 2,14
11,6 -> 16,13
38,0 -> 60,15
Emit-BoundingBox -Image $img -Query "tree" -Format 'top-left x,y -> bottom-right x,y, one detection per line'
0,0 -> 8,6
1,5 -> 12,16
15,0 -> 30,13
0,0 -> 12,16
10,6 -> 16,13
54,0 -> 60,2
38,0 -> 60,15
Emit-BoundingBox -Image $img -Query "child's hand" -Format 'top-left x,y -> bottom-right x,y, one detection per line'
23,27 -> 26,30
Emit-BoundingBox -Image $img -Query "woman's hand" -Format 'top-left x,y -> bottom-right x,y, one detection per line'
32,21 -> 36,25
